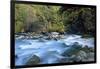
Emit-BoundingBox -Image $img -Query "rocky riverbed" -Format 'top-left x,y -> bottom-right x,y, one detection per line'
15,33 -> 95,66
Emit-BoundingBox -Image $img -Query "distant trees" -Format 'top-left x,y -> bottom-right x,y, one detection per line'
15,4 -> 95,36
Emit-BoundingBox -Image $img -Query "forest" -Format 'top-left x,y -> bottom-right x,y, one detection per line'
15,4 -> 96,36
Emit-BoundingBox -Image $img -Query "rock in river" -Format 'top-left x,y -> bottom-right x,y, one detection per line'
70,51 -> 94,62
25,55 -> 40,65
75,50 -> 87,61
62,42 -> 82,56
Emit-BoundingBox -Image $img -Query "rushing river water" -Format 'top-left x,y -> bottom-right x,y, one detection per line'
15,34 -> 94,66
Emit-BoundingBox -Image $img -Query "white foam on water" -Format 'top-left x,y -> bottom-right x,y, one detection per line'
15,34 -> 94,65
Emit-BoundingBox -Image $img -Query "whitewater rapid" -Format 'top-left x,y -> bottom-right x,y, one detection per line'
15,34 -> 94,65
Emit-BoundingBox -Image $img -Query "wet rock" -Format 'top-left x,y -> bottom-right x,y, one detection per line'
78,51 -> 87,58
41,32 -> 49,36
59,54 -> 82,63
25,55 -> 40,65
16,35 -> 25,39
86,52 -> 94,61
82,45 -> 94,53
89,47 -> 94,52
76,51 -> 87,61
62,42 -> 82,56
32,35 -> 42,39
70,51 -> 94,62
62,51 -> 87,62
71,42 -> 81,47
81,45 -> 90,53
45,37 -> 51,40
50,32 -> 59,39
69,55 -> 82,62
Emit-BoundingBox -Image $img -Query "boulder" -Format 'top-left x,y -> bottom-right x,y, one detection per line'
81,45 -> 90,53
89,47 -> 94,52
86,52 -> 94,61
75,50 -> 87,61
25,55 -> 40,65
50,32 -> 59,38
78,51 -> 87,59
82,45 -> 94,53
69,55 -> 82,62
70,51 -> 94,62
64,51 -> 87,62
41,32 -> 49,36
62,42 -> 82,56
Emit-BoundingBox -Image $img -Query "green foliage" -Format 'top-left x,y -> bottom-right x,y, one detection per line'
15,4 -> 95,36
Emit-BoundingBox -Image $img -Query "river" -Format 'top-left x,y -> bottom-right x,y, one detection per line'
15,34 -> 94,66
